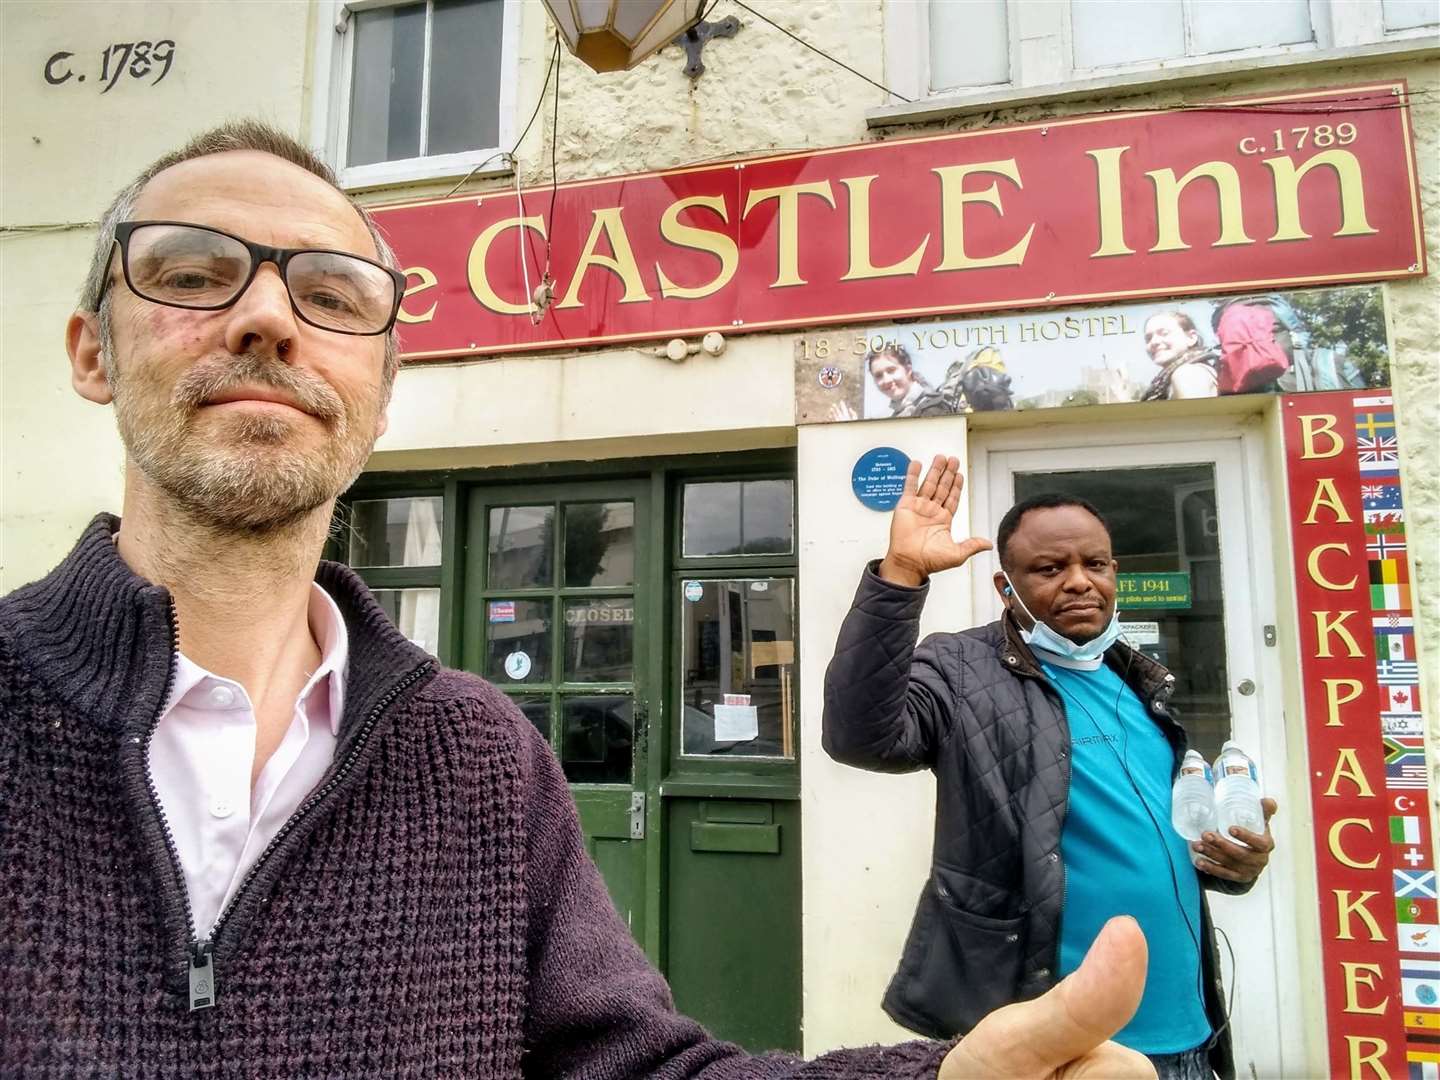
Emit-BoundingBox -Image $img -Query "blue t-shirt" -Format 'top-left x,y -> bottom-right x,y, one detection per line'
1041,657 -> 1211,1055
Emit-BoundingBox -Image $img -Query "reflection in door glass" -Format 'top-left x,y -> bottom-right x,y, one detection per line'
564,502 -> 635,586
561,695 -> 633,783
509,694 -> 551,739
488,505 -> 554,588
1014,466 -> 1230,759
372,588 -> 441,656
563,598 -> 634,683
680,578 -> 795,758
348,497 -> 443,567
485,598 -> 551,684
682,480 -> 794,557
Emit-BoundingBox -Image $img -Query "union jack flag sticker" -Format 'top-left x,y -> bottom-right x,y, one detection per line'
1357,433 -> 1399,461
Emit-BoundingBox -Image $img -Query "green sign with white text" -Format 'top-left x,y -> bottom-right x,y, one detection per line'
1115,572 -> 1192,610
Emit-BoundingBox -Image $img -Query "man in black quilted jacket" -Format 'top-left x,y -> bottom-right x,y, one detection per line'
822,455 -> 1277,1080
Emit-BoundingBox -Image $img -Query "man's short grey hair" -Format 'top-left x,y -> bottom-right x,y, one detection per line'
80,118 -> 401,384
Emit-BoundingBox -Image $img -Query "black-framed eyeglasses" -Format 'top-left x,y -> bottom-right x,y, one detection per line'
103,220 -> 406,336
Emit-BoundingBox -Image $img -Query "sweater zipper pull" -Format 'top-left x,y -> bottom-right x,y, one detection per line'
188,940 -> 216,1011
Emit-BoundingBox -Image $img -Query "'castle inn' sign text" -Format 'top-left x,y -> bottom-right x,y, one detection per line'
374,83 -> 1425,359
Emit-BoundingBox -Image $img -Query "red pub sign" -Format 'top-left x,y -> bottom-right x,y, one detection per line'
373,83 -> 1424,360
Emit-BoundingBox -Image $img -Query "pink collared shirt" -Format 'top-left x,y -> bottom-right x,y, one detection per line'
148,583 -> 348,937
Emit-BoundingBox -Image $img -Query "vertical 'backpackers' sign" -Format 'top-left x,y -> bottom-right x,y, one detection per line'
1283,391 -> 1436,1078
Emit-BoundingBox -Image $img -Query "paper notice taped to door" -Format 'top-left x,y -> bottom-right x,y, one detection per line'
1122,620 -> 1161,646
713,704 -> 759,742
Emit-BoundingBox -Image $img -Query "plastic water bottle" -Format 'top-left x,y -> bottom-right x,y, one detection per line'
1171,749 -> 1217,842
1213,741 -> 1265,844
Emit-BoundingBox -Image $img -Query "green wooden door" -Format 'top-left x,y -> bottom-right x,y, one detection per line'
463,479 -> 653,943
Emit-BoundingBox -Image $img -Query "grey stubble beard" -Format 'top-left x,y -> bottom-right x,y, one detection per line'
102,316 -> 381,535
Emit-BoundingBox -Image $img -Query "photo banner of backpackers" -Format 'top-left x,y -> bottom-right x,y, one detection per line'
795,284 -> 1389,422
372,82 -> 1423,360
1282,391 -> 1436,1080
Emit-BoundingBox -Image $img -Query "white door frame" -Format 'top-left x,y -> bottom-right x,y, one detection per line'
969,416 -> 1303,1079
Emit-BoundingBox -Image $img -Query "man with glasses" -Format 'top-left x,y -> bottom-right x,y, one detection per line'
0,121 -> 1156,1078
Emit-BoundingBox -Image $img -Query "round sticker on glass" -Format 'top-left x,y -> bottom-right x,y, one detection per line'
851,446 -> 910,511
683,580 -> 704,603
503,651 -> 532,680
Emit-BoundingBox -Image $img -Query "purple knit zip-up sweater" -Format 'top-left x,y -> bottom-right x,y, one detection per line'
0,516 -> 949,1078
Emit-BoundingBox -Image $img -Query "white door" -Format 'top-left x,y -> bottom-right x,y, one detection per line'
971,421 -> 1301,1079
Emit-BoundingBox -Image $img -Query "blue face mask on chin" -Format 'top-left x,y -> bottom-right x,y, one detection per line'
1002,572 -> 1123,662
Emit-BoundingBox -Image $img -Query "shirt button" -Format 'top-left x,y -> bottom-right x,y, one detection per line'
1048,852 -> 1059,863
210,798 -> 235,819
208,685 -> 237,708
1036,967 -> 1051,978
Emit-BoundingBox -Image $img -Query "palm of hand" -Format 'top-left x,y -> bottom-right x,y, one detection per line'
882,456 -> 991,583
891,492 -> 969,575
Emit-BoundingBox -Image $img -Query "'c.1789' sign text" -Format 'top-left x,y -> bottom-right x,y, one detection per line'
44,42 -> 176,92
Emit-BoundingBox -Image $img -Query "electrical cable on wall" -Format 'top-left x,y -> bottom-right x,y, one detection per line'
729,0 -> 911,103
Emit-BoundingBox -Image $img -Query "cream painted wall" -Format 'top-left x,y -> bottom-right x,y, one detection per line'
374,329 -> 796,468
796,416 -> 972,1054
1,0 -> 313,589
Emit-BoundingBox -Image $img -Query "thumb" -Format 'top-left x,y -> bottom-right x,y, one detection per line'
1020,916 -> 1148,1069
942,916 -> 1148,1078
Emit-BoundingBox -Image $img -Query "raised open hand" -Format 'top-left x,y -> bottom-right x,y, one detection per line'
878,455 -> 993,587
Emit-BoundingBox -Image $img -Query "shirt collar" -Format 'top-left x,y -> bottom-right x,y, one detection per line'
162,583 -> 349,734
303,581 -> 349,735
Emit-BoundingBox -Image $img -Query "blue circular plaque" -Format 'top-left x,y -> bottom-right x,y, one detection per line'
851,447 -> 910,511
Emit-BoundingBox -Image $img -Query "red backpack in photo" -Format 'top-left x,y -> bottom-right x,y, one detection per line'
1213,300 -> 1292,393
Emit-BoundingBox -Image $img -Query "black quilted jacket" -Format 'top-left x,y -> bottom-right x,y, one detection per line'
822,563 -> 1246,1080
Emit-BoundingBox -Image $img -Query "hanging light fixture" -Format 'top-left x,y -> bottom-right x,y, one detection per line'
541,0 -> 708,73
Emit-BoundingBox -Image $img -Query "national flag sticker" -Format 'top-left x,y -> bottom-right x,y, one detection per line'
1398,897 -> 1440,924
1397,871 -> 1438,900
1402,959 -> 1440,1008
1379,660 -> 1421,684
1400,924 -> 1439,956
1394,817 -> 1423,845
1363,482 -> 1404,511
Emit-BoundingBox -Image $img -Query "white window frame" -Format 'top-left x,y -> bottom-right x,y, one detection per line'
310,0 -> 521,191
885,0 -> 1436,108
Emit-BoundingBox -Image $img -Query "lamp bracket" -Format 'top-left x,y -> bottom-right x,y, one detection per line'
673,15 -> 739,79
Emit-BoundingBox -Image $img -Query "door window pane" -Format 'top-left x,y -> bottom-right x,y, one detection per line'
683,480 -> 794,557
348,3 -> 426,166
508,693 -> 551,740
563,598 -> 634,683
489,505 -> 554,588
565,502 -> 635,587
348,497 -> 443,567
1013,465 -> 1229,758
930,0 -> 1009,90
680,578 -> 795,759
486,598 -> 551,683
372,587 -> 441,655
561,695 -> 633,783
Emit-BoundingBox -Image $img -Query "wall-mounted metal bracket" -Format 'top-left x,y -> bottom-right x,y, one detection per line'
673,15 -> 740,79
